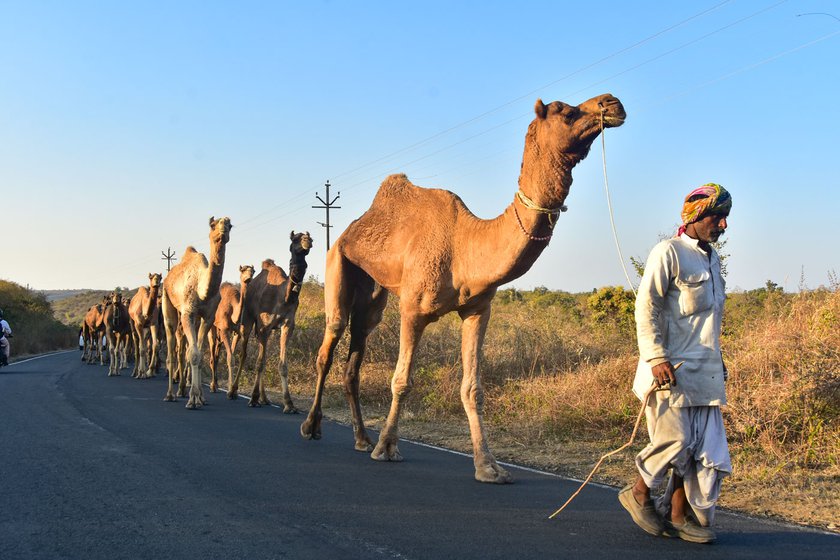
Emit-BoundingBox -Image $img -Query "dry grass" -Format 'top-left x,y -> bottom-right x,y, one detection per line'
183,281 -> 840,531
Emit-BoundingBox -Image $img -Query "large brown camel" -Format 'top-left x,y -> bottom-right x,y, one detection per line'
82,295 -> 109,364
207,264 -> 255,393
162,216 -> 232,408
103,292 -> 132,376
300,94 -> 626,483
231,231 -> 312,412
129,273 -> 162,379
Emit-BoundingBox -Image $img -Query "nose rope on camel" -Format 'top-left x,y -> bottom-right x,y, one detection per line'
547,361 -> 684,519
598,107 -> 637,296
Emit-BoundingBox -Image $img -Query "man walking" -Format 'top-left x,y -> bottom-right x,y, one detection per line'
619,183 -> 733,543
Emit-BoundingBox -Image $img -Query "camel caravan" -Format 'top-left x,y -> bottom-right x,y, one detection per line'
82,94 -> 626,483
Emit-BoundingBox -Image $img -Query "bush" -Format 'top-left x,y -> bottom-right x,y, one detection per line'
0,280 -> 76,356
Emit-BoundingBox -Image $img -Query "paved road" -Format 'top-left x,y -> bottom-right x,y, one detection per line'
0,352 -> 837,559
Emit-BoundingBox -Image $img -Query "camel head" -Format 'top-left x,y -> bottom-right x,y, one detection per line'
530,94 -> 625,155
521,94 -> 625,203
148,272 -> 163,292
290,231 -> 313,256
209,216 -> 233,245
239,264 -> 255,285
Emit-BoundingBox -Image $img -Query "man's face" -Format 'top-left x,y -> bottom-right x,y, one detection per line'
690,212 -> 729,243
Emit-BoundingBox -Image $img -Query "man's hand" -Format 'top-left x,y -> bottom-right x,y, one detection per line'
651,361 -> 677,387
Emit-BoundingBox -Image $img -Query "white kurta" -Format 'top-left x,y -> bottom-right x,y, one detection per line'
633,234 -> 727,407
632,234 -> 731,525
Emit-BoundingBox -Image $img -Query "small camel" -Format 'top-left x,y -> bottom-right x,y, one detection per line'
231,231 -> 312,412
129,273 -> 162,379
207,264 -> 255,393
82,295 -> 109,364
300,95 -> 626,483
103,292 -> 133,376
162,216 -> 232,408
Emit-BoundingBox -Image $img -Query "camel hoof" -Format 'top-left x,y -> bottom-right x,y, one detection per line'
474,463 -> 514,484
282,404 -> 299,414
226,391 -> 238,400
248,400 -> 261,408
163,394 -> 176,402
209,383 -> 218,393
371,442 -> 403,462
354,440 -> 374,453
300,419 -> 321,440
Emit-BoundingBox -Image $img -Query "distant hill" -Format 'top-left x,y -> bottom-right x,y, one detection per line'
51,288 -> 138,327
38,289 -> 98,303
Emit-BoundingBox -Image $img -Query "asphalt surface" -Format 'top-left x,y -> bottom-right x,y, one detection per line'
0,351 -> 837,559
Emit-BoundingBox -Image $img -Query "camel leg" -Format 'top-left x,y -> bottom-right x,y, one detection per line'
460,307 -> 512,484
301,253 -> 354,441
229,323 -> 251,400
118,334 -> 128,371
131,323 -> 143,378
148,324 -> 159,376
208,328 -> 219,393
183,315 -> 207,410
88,331 -> 97,364
300,321 -> 344,440
176,325 -> 188,397
82,327 -> 90,363
371,312 -> 429,462
162,293 -> 179,401
221,330 -> 235,393
107,331 -> 119,376
343,283 -> 388,451
248,329 -> 270,407
276,322 -> 297,413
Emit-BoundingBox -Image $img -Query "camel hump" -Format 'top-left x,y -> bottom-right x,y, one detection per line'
261,258 -> 276,270
372,173 -> 415,201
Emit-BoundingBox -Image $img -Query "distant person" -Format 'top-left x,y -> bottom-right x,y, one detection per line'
78,327 -> 85,352
619,183 -> 733,544
0,309 -> 12,367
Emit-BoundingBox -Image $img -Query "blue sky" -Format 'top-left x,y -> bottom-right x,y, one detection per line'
3,0 -> 838,293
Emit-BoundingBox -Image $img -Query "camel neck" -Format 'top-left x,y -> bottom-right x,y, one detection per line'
517,135 -> 580,209
143,287 -> 159,318
203,242 -> 227,300
461,199 -> 553,288
232,283 -> 247,325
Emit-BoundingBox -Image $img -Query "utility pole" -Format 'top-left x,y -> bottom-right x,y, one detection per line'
161,247 -> 177,272
312,180 -> 341,251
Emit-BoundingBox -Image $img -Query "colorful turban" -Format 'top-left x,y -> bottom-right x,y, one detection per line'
677,183 -> 732,236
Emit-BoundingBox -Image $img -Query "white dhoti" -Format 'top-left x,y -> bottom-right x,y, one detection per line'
635,391 -> 732,526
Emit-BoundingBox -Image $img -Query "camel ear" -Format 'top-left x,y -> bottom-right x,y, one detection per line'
534,98 -> 547,119
209,216 -> 216,227
290,231 -> 295,240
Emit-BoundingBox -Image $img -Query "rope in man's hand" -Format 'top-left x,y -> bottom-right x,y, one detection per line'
548,361 -> 684,519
